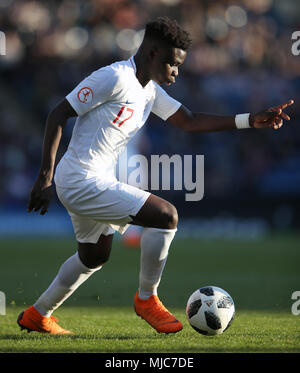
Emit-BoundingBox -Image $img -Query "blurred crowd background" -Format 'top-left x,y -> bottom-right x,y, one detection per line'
0,0 -> 299,232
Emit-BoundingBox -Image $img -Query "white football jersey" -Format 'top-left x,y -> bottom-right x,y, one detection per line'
54,57 -> 181,188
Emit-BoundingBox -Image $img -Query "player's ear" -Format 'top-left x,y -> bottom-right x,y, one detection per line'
148,44 -> 159,60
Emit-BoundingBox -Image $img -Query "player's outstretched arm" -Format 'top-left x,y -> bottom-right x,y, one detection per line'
28,99 -> 77,215
167,100 -> 294,132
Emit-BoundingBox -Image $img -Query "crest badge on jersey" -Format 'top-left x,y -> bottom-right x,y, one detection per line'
77,87 -> 94,103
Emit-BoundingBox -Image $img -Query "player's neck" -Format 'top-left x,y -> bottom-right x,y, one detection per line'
133,53 -> 151,88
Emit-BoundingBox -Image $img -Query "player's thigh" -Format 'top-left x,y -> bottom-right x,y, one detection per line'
130,193 -> 178,229
78,233 -> 114,269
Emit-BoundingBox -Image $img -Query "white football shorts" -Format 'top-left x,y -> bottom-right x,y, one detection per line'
56,180 -> 150,244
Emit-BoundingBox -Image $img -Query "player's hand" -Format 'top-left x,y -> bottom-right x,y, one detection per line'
250,100 -> 294,130
27,177 -> 53,215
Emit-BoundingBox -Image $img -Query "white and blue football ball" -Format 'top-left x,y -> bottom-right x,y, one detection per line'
186,286 -> 235,335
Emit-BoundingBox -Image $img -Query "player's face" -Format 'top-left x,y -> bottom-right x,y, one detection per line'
153,47 -> 186,86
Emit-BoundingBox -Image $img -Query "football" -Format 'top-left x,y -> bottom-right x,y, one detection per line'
186,286 -> 235,335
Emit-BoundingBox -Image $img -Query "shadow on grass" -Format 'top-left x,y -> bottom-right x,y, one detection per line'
0,344 -> 298,353
0,333 -> 161,341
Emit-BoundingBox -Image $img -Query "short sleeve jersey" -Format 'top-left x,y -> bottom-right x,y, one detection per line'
54,57 -> 181,188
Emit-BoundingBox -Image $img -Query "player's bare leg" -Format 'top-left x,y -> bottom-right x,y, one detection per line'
130,194 -> 183,334
17,234 -> 113,334
130,194 -> 178,230
77,233 -> 113,268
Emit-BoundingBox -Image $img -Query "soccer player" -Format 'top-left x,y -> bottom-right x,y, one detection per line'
18,17 -> 293,335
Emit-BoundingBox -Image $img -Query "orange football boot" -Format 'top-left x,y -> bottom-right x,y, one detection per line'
17,305 -> 73,335
134,291 -> 183,334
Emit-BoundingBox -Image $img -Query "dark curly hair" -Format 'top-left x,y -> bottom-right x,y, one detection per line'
144,17 -> 192,51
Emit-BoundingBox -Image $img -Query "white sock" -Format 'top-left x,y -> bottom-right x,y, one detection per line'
34,252 -> 101,317
138,227 -> 176,300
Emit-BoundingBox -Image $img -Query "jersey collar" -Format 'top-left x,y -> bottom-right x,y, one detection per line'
130,56 -> 137,73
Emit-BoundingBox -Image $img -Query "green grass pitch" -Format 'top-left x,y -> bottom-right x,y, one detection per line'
0,234 -> 299,353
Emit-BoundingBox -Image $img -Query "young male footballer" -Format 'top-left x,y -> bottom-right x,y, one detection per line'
18,17 -> 293,335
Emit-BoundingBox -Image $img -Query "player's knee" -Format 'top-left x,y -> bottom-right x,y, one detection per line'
78,240 -> 112,268
161,203 -> 178,229
91,244 -> 112,267
96,248 -> 111,265
80,249 -> 111,268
